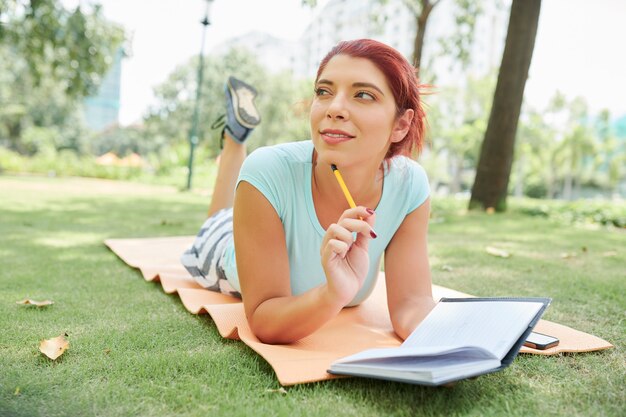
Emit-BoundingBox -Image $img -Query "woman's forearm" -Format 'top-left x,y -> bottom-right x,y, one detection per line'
248,284 -> 345,344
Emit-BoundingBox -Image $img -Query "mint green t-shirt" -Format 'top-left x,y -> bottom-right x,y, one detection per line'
222,140 -> 430,306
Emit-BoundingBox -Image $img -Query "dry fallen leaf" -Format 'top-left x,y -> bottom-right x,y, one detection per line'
265,388 -> 288,394
486,207 -> 495,214
16,299 -> 54,307
485,246 -> 511,258
39,334 -> 69,360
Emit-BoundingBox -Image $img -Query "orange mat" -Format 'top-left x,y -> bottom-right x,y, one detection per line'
105,236 -> 613,386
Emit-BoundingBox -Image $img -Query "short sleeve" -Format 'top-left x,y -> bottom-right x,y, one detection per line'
406,159 -> 431,213
236,146 -> 286,219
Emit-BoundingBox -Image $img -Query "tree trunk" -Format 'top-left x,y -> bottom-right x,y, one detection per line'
563,172 -> 573,200
546,165 -> 555,199
573,176 -> 581,200
449,154 -> 462,194
468,0 -> 541,211
546,180 -> 554,199
514,153 -> 524,197
412,0 -> 437,69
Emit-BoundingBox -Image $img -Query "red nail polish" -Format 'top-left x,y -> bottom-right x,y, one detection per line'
366,208 -> 375,215
370,230 -> 377,239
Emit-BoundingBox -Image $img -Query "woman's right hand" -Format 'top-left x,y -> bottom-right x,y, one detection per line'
320,206 -> 377,306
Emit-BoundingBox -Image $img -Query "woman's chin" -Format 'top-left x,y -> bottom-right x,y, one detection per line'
313,147 -> 341,167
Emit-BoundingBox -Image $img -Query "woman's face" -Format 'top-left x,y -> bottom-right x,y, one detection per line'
310,54 -> 408,169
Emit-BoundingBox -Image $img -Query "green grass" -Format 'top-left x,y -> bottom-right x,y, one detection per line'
0,174 -> 624,417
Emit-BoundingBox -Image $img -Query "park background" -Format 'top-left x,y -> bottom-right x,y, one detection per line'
1,0 -> 625,207
1,1 -> 625,416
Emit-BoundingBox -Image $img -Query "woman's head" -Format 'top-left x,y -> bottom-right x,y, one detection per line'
315,39 -> 426,159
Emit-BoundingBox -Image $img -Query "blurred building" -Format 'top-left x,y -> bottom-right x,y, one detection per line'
83,47 -> 125,131
210,0 -> 509,83
212,31 -> 299,74
297,0 -> 421,76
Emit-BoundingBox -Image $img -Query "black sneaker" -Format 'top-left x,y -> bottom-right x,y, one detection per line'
212,76 -> 261,146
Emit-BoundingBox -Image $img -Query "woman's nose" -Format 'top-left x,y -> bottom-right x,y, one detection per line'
326,94 -> 349,120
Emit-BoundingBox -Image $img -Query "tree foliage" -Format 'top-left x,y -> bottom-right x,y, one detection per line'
515,93 -> 622,200
594,110 -> 625,194
302,0 -> 483,72
0,0 -> 124,98
426,72 -> 496,193
143,48 -> 311,158
436,0 -> 484,69
0,0 -> 125,154
0,43 -> 92,154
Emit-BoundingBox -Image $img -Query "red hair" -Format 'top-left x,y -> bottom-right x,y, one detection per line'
315,39 -> 427,159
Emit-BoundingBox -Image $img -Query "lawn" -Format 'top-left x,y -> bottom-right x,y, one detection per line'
1,174 -> 624,417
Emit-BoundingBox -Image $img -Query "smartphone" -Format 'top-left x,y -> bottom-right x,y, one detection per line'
524,331 -> 559,350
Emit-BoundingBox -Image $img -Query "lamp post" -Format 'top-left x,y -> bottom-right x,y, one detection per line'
186,0 -> 214,190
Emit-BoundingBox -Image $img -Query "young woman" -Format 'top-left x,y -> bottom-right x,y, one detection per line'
182,39 -> 435,344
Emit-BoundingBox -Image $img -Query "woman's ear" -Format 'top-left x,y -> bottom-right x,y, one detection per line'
390,109 -> 414,143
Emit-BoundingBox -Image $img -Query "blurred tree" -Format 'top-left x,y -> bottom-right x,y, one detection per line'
302,0 -> 483,71
90,125 -> 156,157
556,98 -> 595,200
144,48 -> 311,157
595,110 -> 625,195
514,107 -> 557,198
0,0 -> 124,98
432,0 -> 485,70
0,43 -> 92,154
514,93 -> 619,200
427,72 -> 495,193
469,0 -> 541,211
0,0 -> 124,154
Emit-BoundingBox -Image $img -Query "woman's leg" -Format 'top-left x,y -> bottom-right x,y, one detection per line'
182,77 -> 258,296
207,132 -> 247,217
207,76 -> 260,217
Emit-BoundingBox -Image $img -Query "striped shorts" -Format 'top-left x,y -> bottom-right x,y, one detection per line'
180,208 -> 241,298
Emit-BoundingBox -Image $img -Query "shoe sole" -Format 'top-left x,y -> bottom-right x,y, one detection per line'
227,77 -> 261,129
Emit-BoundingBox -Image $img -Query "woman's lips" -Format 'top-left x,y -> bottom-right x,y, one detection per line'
320,129 -> 355,145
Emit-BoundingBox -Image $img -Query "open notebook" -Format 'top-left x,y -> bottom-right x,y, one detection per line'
329,297 -> 550,386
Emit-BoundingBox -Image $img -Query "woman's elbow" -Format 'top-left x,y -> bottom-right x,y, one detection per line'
391,320 -> 413,341
246,308 -> 300,344
249,320 -> 297,345
390,297 -> 436,340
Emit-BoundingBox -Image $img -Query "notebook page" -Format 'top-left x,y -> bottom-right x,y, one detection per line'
402,300 -> 544,359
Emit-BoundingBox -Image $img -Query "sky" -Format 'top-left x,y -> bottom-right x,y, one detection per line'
65,0 -> 626,125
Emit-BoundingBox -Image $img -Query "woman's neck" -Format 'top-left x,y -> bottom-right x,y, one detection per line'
311,151 -> 384,212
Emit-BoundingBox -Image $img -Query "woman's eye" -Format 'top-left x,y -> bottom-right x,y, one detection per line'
355,91 -> 375,100
314,87 -> 330,96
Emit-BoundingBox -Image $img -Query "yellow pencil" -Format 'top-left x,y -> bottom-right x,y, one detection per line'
330,164 -> 357,209
330,164 -> 377,237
